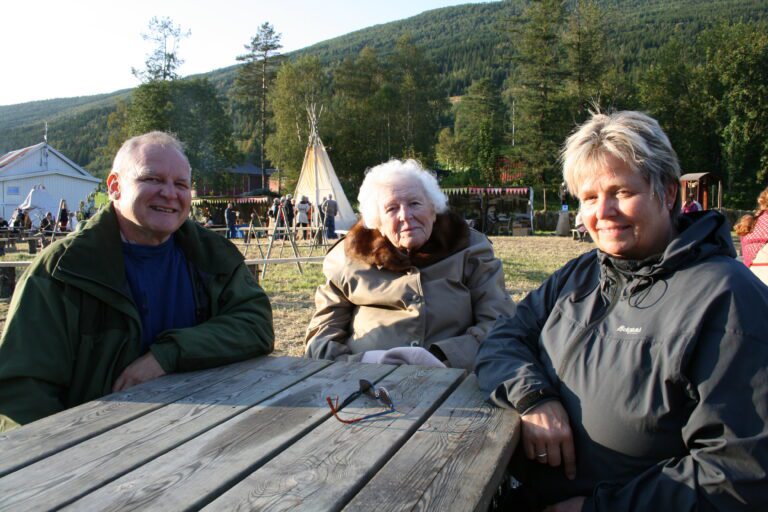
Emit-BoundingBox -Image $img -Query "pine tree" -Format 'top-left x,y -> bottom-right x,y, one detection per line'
126,79 -> 236,190
266,56 -> 329,185
235,22 -> 283,190
506,0 -> 568,206
389,35 -> 445,160
562,0 -> 609,121
132,17 -> 190,83
328,47 -> 389,188
446,78 -> 504,179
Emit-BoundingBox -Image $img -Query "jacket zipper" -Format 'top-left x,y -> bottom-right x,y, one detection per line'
556,267 -> 622,376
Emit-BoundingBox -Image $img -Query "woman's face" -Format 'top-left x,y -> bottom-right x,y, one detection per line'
578,154 -> 677,259
378,178 -> 436,252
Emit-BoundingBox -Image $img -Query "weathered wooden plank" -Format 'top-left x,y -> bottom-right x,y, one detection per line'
203,365 -> 466,512
63,361 -> 397,512
0,357 -> 268,477
343,374 -> 521,512
0,357 -> 331,511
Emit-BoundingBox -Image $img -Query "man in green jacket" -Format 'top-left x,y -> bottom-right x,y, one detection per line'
0,131 -> 274,432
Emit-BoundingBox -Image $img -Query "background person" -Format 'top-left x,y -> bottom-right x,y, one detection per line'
0,131 -> 274,432
734,185 -> 768,285
573,210 -> 588,242
305,159 -> 514,371
476,111 -> 768,511
58,200 -> 69,231
682,193 -> 702,213
10,208 -> 24,234
317,196 -> 327,239
296,195 -> 311,240
39,211 -> 54,233
322,193 -> 338,239
283,194 -> 295,235
68,211 -> 78,232
225,202 -> 237,239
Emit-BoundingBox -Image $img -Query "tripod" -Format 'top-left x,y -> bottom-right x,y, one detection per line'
262,202 -> 303,279
307,204 -> 330,257
242,212 -> 266,259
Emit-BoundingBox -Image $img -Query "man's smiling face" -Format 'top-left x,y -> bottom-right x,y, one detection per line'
107,144 -> 191,245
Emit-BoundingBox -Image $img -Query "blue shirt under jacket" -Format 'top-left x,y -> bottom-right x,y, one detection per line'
122,235 -> 196,351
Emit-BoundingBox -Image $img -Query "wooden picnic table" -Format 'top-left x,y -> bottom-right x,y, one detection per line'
0,356 -> 520,511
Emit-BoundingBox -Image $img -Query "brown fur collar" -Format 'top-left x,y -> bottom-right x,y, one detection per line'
344,211 -> 470,271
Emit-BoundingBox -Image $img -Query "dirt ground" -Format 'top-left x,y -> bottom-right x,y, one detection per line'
0,235 -> 593,358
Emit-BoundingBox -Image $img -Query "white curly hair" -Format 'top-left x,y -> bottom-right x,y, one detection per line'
357,159 -> 448,230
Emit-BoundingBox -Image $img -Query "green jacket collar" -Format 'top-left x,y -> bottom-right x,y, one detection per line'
51,203 -> 244,298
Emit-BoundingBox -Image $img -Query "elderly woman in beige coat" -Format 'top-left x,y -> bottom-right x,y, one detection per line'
305,159 -> 514,371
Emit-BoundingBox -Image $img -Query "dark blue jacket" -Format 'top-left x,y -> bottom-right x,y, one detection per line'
477,211 -> 768,511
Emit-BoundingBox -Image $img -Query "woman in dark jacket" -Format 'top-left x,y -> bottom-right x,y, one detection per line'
58,200 -> 69,231
476,111 -> 768,511
39,212 -> 54,233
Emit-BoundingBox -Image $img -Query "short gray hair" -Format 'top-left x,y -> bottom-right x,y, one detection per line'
561,111 -> 681,216
358,159 -> 448,229
111,131 -> 190,178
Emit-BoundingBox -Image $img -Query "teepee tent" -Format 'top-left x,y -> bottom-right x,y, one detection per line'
293,106 -> 357,231
18,184 -> 60,227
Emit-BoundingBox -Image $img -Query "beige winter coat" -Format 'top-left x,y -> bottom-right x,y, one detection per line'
304,212 -> 515,371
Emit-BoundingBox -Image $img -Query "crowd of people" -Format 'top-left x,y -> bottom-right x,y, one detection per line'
201,192 -> 340,242
266,193 -> 339,240
0,111 -> 767,510
1,198 -> 96,237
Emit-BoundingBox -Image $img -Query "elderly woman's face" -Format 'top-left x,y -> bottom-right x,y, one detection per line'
578,154 -> 676,259
378,179 -> 436,251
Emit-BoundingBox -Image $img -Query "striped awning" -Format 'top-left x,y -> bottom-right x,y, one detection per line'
441,187 -> 530,196
191,196 -> 271,205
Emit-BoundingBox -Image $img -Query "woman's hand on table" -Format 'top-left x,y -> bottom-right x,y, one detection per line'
361,347 -> 446,367
521,400 -> 577,480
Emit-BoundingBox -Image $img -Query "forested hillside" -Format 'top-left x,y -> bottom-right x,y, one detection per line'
1,0 -> 766,205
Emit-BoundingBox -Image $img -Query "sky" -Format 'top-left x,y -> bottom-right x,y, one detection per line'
1,0 -> 492,107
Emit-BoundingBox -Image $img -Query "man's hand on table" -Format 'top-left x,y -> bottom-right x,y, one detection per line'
521,400 -> 576,480
113,352 -> 166,392
543,496 -> 586,512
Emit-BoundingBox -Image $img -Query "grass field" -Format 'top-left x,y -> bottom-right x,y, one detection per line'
0,235 -> 594,356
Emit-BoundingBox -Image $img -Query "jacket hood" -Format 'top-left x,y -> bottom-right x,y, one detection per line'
344,211 -> 470,271
597,211 -> 736,296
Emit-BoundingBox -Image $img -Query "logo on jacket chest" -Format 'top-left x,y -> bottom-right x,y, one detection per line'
617,325 -> 642,334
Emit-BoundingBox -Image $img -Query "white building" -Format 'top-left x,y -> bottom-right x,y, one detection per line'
0,142 -> 101,220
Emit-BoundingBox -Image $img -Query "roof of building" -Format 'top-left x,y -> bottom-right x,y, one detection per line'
0,141 -> 100,182
0,143 -> 41,169
226,162 -> 276,176
680,172 -> 716,182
